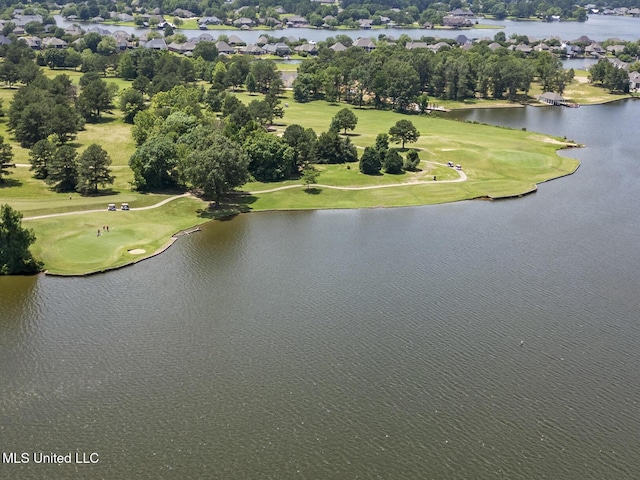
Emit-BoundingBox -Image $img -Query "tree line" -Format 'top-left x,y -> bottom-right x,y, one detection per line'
293,42 -> 573,110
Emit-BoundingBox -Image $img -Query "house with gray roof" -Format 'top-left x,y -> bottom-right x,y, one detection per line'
241,44 -> 265,55
330,42 -> 347,52
144,38 -> 167,50
264,42 -> 291,56
406,42 -> 428,50
629,71 -> 640,91
227,34 -> 245,46
198,16 -> 222,26
215,41 -> 235,54
537,92 -> 565,105
353,37 -> 375,51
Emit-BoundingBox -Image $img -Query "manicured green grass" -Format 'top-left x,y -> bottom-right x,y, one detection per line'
235,91 -> 579,210
25,196 -> 209,275
1,79 -> 582,274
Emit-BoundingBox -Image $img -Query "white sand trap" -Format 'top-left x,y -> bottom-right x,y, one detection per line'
128,249 -> 146,255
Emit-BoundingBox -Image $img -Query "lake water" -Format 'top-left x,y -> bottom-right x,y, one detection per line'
56,14 -> 640,42
2,97 -> 640,478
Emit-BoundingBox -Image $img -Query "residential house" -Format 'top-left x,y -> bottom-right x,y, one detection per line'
227,34 -> 245,46
405,41 -> 428,50
215,41 -> 235,55
42,37 -> 68,49
538,92 -> 565,105
287,15 -> 309,27
295,43 -> 318,55
353,37 -> 376,52
629,71 -> 640,91
330,42 -> 347,52
233,17 -> 254,27
241,44 -> 265,55
198,16 -> 222,26
264,42 -> 291,56
442,16 -> 473,27
144,38 -> 168,50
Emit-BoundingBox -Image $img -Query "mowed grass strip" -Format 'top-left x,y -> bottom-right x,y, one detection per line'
27,196 -> 207,275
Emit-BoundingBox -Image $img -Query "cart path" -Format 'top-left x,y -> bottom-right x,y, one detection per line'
23,193 -> 193,221
248,167 -> 467,194
20,166 -> 467,220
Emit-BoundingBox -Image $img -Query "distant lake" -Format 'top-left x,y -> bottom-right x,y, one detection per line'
56,14 -> 640,43
2,99 -> 640,479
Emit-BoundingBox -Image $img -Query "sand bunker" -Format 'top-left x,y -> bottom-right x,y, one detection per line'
128,249 -> 146,255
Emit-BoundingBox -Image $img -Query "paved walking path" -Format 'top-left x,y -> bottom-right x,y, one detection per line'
248,165 -> 467,194
23,193 -> 192,221
19,163 -> 467,220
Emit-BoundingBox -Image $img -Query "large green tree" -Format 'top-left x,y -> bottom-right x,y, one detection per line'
316,131 -> 358,164
184,132 -> 249,207
0,136 -> 14,183
46,145 -> 78,192
389,120 -> 420,149
28,139 -> 56,180
76,144 -> 114,194
129,135 -> 178,191
329,107 -> 358,135
0,204 -> 42,274
244,131 -> 294,182
359,146 -> 381,175
78,78 -> 116,122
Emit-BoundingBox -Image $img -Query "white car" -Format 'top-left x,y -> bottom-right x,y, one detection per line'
107,204 -> 116,211
121,203 -> 130,211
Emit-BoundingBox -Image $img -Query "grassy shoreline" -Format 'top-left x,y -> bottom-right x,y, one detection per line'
0,77 -> 593,275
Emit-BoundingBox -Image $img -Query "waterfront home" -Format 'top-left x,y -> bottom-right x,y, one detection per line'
406,41 -> 428,50
353,37 -> 376,52
330,42 -> 347,52
442,15 -> 473,27
287,15 -> 309,27
215,41 -> 235,55
629,71 -> 640,91
198,16 -> 222,26
538,92 -> 565,105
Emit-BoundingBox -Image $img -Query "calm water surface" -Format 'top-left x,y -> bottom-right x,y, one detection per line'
55,14 -> 640,42
1,102 -> 640,479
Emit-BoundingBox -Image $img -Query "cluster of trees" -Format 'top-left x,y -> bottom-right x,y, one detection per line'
359,121 -> 421,175
6,69 -> 123,148
293,43 -> 572,111
28,139 -> 114,194
8,74 -> 83,147
128,85 -> 360,196
588,59 -> 631,93
0,204 -> 42,275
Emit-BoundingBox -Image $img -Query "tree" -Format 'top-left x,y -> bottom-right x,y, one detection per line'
28,139 -> 56,179
283,124 -> 317,171
184,132 -> 249,207
316,131 -> 358,164
330,108 -> 358,135
129,135 -> 178,191
359,146 -> 381,175
245,72 -> 257,95
76,144 -> 114,194
404,149 -> 421,171
244,131 -> 294,182
0,136 -> 14,183
0,204 -> 42,274
302,166 -> 320,191
119,88 -> 145,124
47,145 -> 78,192
193,42 -> 218,62
383,149 -> 403,174
78,78 -> 116,122
389,120 -> 420,149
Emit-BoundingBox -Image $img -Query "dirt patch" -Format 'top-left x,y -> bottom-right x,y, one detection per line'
128,249 -> 146,255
